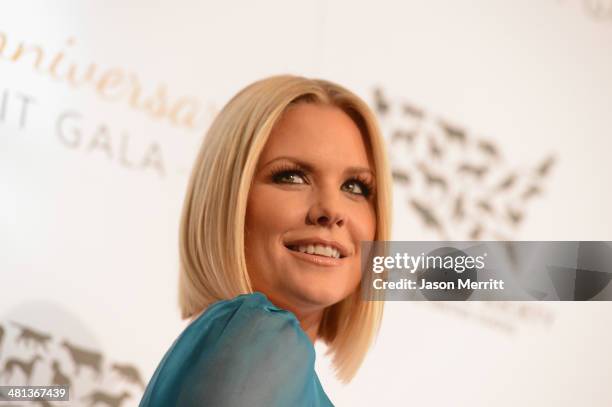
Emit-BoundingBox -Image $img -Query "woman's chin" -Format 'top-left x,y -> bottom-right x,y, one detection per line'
290,283 -> 354,310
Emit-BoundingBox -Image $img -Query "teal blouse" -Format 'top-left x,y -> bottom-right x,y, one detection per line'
139,292 -> 335,407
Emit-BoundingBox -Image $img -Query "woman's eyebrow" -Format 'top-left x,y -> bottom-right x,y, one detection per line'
262,156 -> 375,177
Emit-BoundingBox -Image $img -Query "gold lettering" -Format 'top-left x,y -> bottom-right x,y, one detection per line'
0,32 -> 203,129
143,84 -> 168,118
0,32 -> 7,57
128,74 -> 143,109
48,38 -> 75,80
169,97 -> 199,128
96,68 -> 127,101
67,63 -> 97,88
10,42 -> 44,70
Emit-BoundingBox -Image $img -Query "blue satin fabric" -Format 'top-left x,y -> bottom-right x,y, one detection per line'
139,292 -> 335,407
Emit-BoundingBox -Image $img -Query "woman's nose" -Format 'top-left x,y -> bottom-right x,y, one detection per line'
306,187 -> 346,228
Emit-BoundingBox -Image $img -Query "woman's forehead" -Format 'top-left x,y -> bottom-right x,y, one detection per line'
258,104 -> 374,171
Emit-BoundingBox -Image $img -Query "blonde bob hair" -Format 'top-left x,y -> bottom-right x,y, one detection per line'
178,74 -> 393,383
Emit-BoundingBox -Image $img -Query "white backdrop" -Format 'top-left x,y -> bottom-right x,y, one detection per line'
1,1 -> 611,406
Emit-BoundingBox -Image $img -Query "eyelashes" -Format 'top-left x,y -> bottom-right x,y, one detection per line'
268,163 -> 375,198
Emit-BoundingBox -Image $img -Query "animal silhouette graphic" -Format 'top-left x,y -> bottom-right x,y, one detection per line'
0,319 -> 145,406
470,224 -> 483,240
50,359 -> 72,388
81,390 -> 131,407
410,199 -> 444,235
506,207 -> 524,226
392,169 -> 411,184
60,339 -> 103,378
453,194 -> 465,220
111,362 -> 145,389
495,173 -> 517,191
428,136 -> 443,159
536,155 -> 556,177
373,88 -> 390,115
439,120 -> 467,145
457,163 -> 488,179
11,321 -> 52,351
392,129 -> 417,144
477,139 -> 499,158
374,86 -> 556,249
402,102 -> 424,119
0,354 -> 42,385
476,199 -> 494,215
521,184 -> 542,201
417,162 -> 448,193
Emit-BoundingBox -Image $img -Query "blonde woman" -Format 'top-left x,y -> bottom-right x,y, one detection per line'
139,74 -> 393,406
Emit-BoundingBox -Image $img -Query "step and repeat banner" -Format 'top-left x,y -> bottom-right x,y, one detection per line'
1,1 -> 611,406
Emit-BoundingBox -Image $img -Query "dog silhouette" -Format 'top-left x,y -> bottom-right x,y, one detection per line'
111,362 -> 145,389
0,354 -> 42,385
11,322 -> 52,351
60,340 -> 103,378
50,359 -> 72,388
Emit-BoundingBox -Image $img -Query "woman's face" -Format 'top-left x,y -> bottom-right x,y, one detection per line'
245,103 -> 377,315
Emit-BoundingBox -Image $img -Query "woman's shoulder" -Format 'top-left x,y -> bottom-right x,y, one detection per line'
197,291 -> 299,323
192,292 -> 310,343
145,291 -> 315,381
139,292 -> 324,406
191,291 -> 315,361
177,292 -> 323,405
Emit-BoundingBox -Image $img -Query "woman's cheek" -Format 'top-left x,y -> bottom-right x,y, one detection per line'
353,206 -> 377,241
272,191 -> 309,221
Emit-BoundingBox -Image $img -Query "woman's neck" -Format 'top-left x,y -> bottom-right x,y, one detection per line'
293,308 -> 323,345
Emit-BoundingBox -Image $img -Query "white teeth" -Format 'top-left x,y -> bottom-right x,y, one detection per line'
296,244 -> 341,259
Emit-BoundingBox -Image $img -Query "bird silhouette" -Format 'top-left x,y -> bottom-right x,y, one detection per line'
402,102 -> 424,119
507,207 -> 524,226
477,140 -> 499,159
457,163 -> 489,179
428,135 -> 444,159
410,199 -> 444,234
536,155 -> 556,177
521,185 -> 542,201
470,224 -> 483,240
496,173 -> 517,192
392,169 -> 411,184
453,194 -> 465,220
372,85 -> 556,242
438,120 -> 467,145
392,129 -> 416,144
373,88 -> 390,116
417,162 -> 448,193
476,199 -> 494,214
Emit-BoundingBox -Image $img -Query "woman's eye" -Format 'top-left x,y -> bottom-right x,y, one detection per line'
343,180 -> 370,197
272,170 -> 371,197
273,170 -> 306,184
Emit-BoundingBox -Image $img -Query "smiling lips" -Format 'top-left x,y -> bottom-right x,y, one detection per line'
284,239 -> 350,267
285,246 -> 345,267
289,244 -> 342,259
